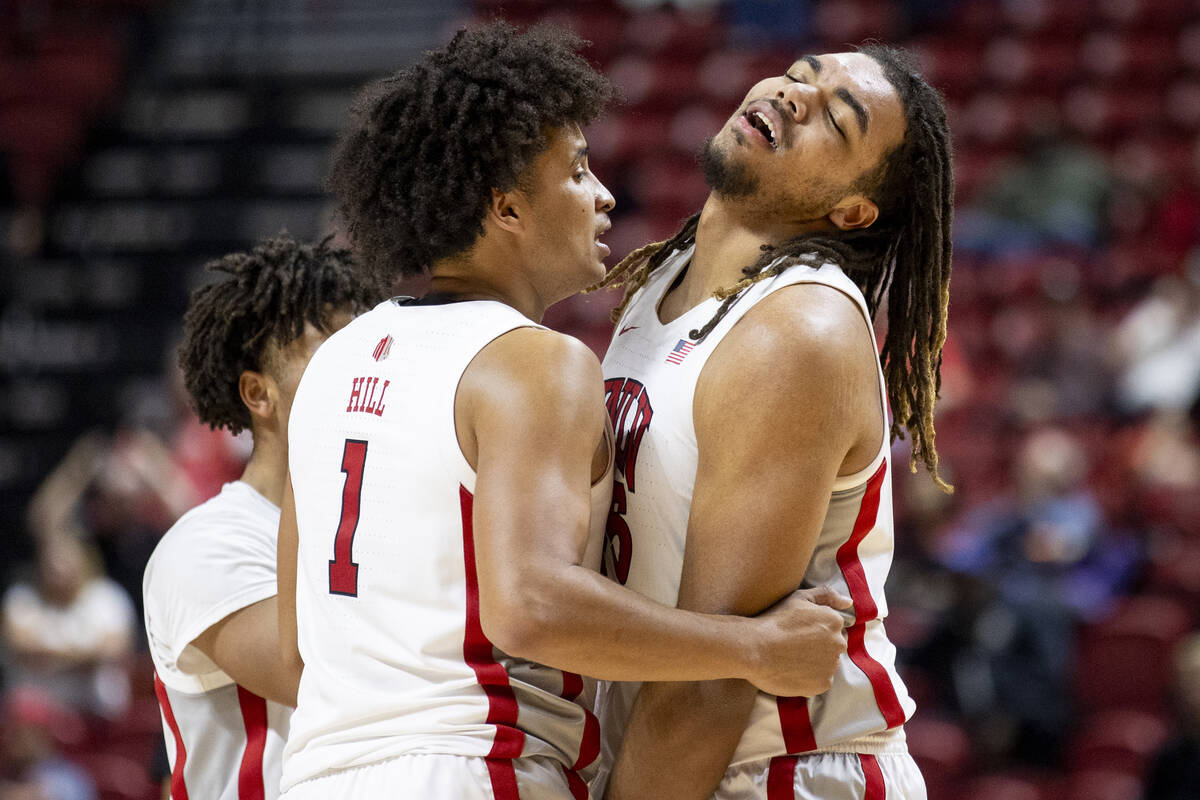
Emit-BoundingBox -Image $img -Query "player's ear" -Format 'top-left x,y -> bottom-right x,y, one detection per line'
827,195 -> 879,231
487,187 -> 525,234
239,370 -> 277,423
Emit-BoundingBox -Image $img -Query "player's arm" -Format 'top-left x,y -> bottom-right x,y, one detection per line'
278,474 -> 304,690
463,327 -> 840,687
191,595 -> 299,707
189,477 -> 302,707
606,284 -> 880,800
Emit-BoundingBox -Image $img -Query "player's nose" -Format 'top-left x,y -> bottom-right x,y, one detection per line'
595,179 -> 615,214
776,81 -> 818,124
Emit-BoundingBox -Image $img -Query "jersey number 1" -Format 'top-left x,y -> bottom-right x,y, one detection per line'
328,439 -> 367,596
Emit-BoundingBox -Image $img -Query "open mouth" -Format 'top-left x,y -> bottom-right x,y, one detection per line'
745,109 -> 778,148
595,223 -> 611,257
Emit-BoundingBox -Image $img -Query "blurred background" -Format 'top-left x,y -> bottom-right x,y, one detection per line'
1,0 -> 1199,798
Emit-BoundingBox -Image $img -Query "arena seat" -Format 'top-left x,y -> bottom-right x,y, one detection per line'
1064,769 -> 1143,800
1068,708 -> 1170,776
1074,594 -> 1194,713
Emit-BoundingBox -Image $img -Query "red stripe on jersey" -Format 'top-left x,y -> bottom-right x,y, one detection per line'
766,755 -> 798,800
485,757 -> 521,800
859,753 -> 886,800
836,460 -> 906,729
152,672 -> 190,800
562,765 -> 589,800
460,486 -> 526,759
236,687 -> 268,800
776,695 -> 818,753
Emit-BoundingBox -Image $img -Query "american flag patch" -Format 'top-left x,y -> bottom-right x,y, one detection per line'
665,339 -> 695,365
372,334 -> 394,362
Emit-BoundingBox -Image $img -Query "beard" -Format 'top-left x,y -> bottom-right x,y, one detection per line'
700,136 -> 759,198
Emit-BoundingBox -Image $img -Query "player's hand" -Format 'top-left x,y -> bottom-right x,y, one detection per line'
748,585 -> 851,697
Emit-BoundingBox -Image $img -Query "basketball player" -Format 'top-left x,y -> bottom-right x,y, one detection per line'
276,23 -> 852,800
591,46 -> 954,799
143,235 -> 378,799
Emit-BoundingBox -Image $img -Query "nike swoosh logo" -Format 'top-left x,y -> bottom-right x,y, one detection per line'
618,325 -> 639,336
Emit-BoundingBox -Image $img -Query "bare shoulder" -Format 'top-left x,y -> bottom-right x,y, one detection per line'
457,325 -> 605,452
702,281 -> 874,394
467,326 -> 602,403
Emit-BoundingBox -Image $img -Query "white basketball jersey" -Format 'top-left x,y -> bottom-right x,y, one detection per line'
594,245 -> 915,790
143,481 -> 292,800
282,299 -> 612,794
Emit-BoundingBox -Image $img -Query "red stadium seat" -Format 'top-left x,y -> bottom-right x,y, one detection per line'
622,9 -> 722,60
962,771 -> 1061,800
812,0 -> 901,44
71,751 -> 157,800
1068,709 -> 1170,776
906,715 -> 973,787
1064,769 -> 1143,800
0,103 -> 86,203
1074,594 -> 1194,713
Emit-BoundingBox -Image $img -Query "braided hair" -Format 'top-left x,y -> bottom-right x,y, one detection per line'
327,21 -> 614,286
596,45 -> 954,489
178,234 -> 381,435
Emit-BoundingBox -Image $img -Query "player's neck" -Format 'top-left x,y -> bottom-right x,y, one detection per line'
678,193 -> 827,306
429,255 -> 549,322
658,196 -> 776,320
239,431 -> 287,508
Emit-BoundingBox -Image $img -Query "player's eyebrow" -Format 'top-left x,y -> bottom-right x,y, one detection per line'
801,54 -> 822,73
835,87 -> 870,136
573,146 -> 589,163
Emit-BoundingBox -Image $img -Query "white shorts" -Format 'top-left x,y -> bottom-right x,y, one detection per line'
279,753 -> 590,800
716,751 -> 927,800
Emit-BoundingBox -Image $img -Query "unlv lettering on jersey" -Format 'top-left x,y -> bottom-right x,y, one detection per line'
345,376 -> 390,417
604,377 -> 653,492
602,378 -> 653,585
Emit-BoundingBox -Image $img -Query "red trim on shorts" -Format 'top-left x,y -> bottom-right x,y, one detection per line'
461,486 -> 526,759
766,755 -> 798,800
776,695 -> 818,753
485,758 -> 521,800
859,754 -> 886,800
562,765 -> 589,800
152,672 -> 190,800
236,687 -> 268,800
836,461 -> 907,729
561,671 -> 583,701
558,669 -> 600,770
572,710 -> 600,770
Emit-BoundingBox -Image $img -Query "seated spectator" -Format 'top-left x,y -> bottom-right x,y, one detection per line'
1,532 -> 135,719
928,427 -> 1140,764
956,124 -> 1112,255
0,688 -> 95,800
1144,633 -> 1200,800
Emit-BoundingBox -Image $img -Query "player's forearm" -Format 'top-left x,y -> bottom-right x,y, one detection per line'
606,679 -> 758,800
483,564 -> 762,683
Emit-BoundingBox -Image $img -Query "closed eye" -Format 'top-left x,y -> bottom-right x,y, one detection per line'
786,71 -> 847,142
827,109 -> 846,141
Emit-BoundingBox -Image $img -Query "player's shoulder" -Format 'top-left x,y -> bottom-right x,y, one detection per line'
732,279 -> 868,365
700,280 -> 873,407
479,326 -> 600,389
463,326 -> 603,428
147,484 -> 277,579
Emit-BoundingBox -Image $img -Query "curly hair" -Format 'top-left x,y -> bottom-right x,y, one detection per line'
178,235 -> 381,435
326,21 -> 614,286
596,45 -> 955,490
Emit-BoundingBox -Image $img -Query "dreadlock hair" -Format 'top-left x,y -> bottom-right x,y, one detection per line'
326,21 -> 614,287
595,45 -> 954,490
178,234 -> 381,435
